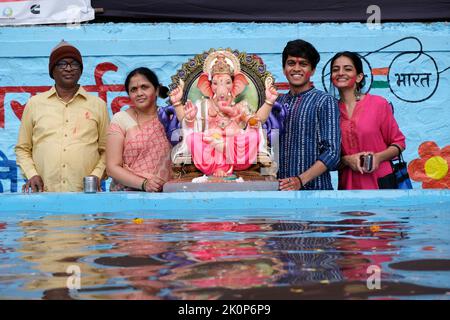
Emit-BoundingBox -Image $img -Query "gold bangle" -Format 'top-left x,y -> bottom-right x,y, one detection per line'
264,99 -> 274,106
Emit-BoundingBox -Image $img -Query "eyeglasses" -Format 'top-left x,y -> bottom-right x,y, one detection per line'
55,61 -> 81,70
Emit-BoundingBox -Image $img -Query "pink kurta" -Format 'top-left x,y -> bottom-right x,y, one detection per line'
339,94 -> 406,190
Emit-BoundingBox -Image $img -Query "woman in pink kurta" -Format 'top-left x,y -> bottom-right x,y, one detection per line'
330,52 -> 406,190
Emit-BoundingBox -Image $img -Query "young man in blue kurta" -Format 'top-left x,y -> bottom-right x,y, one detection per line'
277,39 -> 341,190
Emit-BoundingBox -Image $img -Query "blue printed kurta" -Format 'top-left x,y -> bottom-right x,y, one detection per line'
277,87 -> 341,190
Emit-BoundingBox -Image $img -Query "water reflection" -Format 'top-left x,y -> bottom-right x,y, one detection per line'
17,217 -> 111,295
6,211 -> 449,299
158,218 -> 406,299
0,221 -> 8,254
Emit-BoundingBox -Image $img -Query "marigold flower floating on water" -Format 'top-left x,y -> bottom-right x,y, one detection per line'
408,141 -> 450,189
133,218 -> 144,224
370,225 -> 381,233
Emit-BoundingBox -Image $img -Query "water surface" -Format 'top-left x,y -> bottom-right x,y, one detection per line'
1,206 -> 449,299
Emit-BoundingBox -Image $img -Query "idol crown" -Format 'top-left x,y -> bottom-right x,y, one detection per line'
210,55 -> 233,76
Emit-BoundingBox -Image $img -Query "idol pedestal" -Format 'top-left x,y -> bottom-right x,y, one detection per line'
163,177 -> 279,192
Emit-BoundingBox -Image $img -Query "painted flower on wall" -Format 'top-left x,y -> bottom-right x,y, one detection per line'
408,141 -> 450,188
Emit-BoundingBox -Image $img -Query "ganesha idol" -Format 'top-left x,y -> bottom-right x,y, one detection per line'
166,49 -> 281,179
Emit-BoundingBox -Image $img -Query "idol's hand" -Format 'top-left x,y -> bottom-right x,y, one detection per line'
184,100 -> 197,121
169,79 -> 185,106
218,103 -> 240,117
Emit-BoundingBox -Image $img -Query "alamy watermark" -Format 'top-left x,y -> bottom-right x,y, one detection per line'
66,265 -> 81,290
366,5 -> 381,30
366,265 -> 381,290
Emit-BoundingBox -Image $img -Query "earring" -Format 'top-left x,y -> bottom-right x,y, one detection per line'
354,87 -> 361,101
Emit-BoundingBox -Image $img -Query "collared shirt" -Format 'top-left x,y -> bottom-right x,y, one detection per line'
277,87 -> 341,190
15,86 -> 110,192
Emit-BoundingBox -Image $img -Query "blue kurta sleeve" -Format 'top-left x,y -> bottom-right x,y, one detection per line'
317,95 -> 341,170
263,100 -> 288,146
158,105 -> 182,146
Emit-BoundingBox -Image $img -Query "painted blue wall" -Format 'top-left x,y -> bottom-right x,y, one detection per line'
1,22 -> 449,192
1,190 -> 449,215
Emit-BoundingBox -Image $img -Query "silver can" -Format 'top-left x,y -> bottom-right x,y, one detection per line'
361,154 -> 373,172
83,176 -> 98,193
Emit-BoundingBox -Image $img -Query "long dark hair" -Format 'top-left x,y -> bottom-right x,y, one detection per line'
124,67 -> 169,98
330,51 -> 365,90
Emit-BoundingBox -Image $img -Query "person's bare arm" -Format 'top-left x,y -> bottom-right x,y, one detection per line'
370,145 -> 404,173
256,78 -> 279,123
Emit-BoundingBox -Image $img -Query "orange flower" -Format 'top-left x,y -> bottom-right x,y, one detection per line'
408,141 -> 450,189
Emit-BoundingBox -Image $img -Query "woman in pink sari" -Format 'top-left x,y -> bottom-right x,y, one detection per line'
106,68 -> 172,192
330,52 -> 406,189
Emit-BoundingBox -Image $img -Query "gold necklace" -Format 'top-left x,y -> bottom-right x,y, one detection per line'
133,108 -> 156,129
